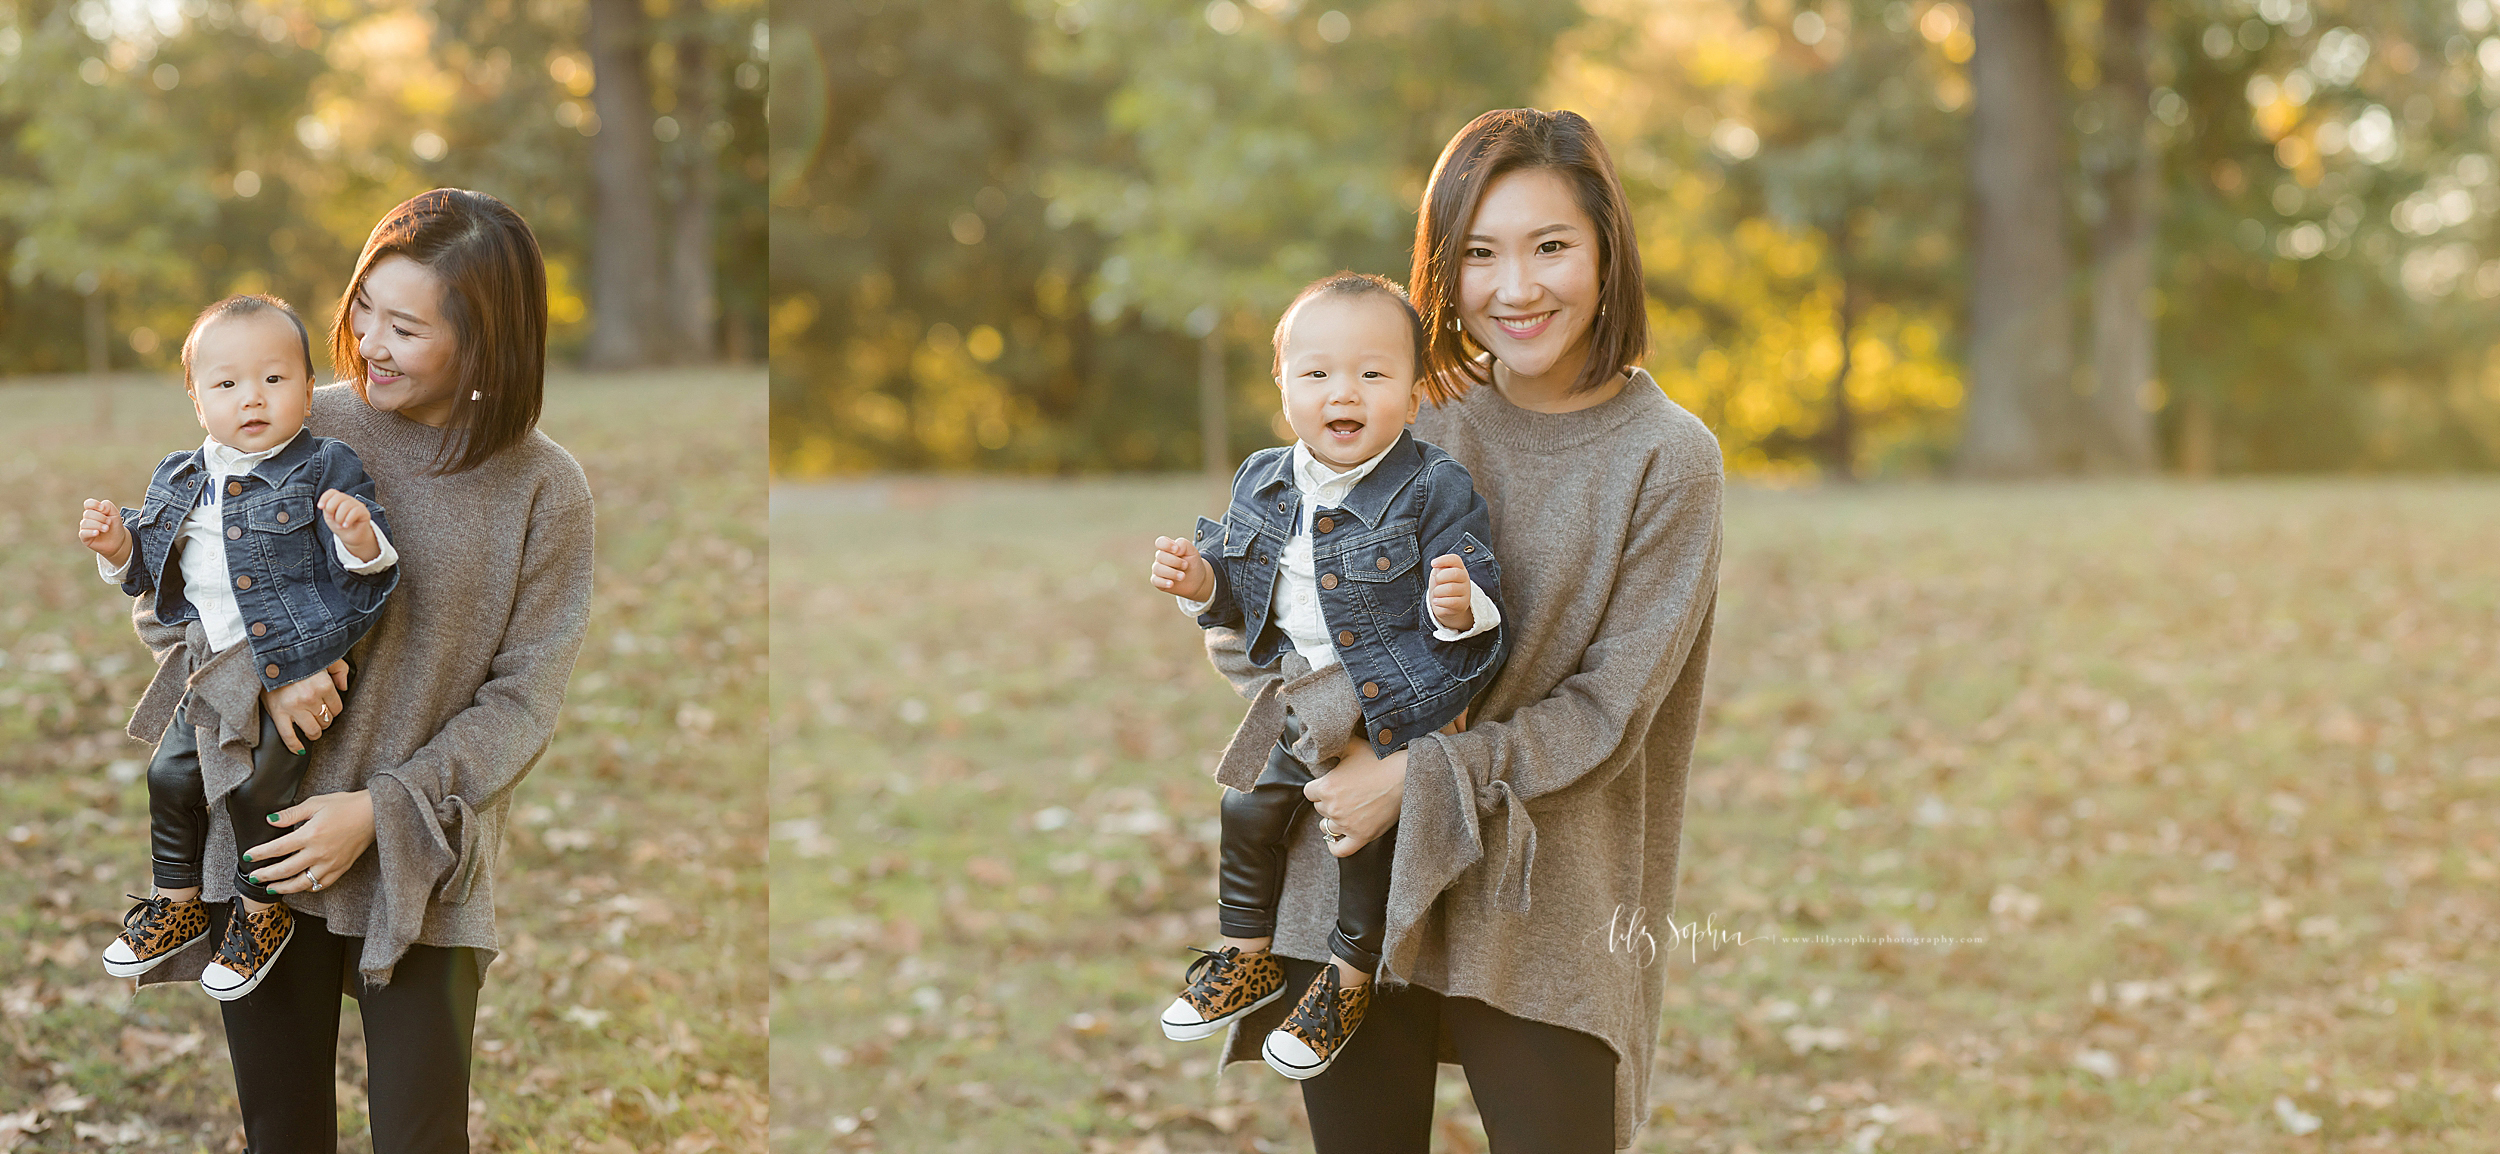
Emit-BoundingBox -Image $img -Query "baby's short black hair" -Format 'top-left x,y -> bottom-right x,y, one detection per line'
181,293 -> 316,390
1269,271 -> 1429,382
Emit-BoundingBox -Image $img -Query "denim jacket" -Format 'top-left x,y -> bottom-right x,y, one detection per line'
1193,430 -> 1506,758
118,432 -> 396,690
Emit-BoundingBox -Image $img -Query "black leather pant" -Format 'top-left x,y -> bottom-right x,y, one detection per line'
1217,712 -> 1397,974
147,698 -> 318,902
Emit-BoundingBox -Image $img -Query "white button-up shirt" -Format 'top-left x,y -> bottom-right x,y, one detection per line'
101,434 -> 398,657
1184,439 -> 1497,671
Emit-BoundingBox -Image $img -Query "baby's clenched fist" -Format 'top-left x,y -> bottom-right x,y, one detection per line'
78,499 -> 133,569
1149,535 -> 1215,603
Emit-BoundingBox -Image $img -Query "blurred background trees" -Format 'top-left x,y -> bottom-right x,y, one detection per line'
785,0 -> 2500,476
0,0 -> 768,378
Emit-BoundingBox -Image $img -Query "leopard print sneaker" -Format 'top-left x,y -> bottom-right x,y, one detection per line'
1159,946 -> 1287,1041
1261,963 -> 1371,1080
199,900 -> 294,1001
100,894 -> 211,978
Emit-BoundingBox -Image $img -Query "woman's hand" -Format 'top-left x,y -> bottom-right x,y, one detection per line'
1306,743 -> 1409,858
261,667 -> 347,754
240,790 -> 376,896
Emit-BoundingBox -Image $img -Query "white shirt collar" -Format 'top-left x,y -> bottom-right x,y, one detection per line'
1289,436 -> 1399,506
200,430 -> 298,479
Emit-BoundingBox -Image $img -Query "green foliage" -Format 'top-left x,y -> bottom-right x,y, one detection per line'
769,0 -> 1577,475
0,0 -> 767,376
2147,0 -> 2500,469
780,0 -> 2500,476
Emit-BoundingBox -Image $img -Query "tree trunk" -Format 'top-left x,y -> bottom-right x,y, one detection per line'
1822,220 -> 1859,482
670,0 -> 719,361
1960,0 -> 2070,477
2087,0 -> 2158,471
585,0 -> 666,368
86,285 -> 111,427
1200,331 -> 1228,480
1828,272 -> 1858,482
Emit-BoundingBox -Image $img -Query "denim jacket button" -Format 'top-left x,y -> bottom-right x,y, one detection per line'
1336,630 -> 1354,647
1315,516 -> 1334,534
1376,556 -> 1392,571
226,526 -> 242,540
1361,681 -> 1380,699
264,664 -> 280,679
1320,573 -> 1338,590
251,622 -> 269,638
275,510 -> 290,523
1375,728 -> 1392,746
227,481 -> 243,496
234,575 -> 253,590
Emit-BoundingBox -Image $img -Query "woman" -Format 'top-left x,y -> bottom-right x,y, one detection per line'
1215,109 -> 1722,1152
137,188 -> 595,1153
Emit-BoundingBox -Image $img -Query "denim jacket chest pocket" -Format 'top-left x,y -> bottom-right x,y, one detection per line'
1324,521 -> 1419,626
1217,513 -> 1279,639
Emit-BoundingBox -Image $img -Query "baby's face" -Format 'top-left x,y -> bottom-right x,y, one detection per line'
188,310 -> 313,454
1274,293 -> 1423,472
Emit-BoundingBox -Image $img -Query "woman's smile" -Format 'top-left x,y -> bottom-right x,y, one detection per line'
1492,311 -> 1555,339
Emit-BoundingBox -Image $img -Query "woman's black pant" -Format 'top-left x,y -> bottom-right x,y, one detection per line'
1217,713 -> 1395,973
209,904 -> 481,1154
1280,956 -> 1617,1154
146,700 -> 322,901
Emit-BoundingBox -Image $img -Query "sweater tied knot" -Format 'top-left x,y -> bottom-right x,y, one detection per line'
1474,779 -> 1537,912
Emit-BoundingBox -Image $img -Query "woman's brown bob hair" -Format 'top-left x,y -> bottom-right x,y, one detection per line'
330,188 -> 548,475
1410,108 -> 1647,403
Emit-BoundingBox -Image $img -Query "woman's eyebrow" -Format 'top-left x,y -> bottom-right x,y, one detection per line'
1464,223 -> 1579,243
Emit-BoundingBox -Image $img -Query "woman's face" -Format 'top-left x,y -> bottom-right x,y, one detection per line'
1456,167 -> 1602,390
351,254 -> 461,427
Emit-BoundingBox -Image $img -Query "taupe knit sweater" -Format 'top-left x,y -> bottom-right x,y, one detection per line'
1213,370 -> 1722,1149
134,384 -> 594,986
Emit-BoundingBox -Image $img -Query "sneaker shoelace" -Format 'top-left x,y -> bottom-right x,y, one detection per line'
219,904 -> 279,968
120,893 -> 169,938
1284,964 -> 1345,1049
1182,946 -> 1241,1004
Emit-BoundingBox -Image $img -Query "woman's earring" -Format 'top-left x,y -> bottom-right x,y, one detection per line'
471,390 -> 484,401
1448,318 -> 1462,332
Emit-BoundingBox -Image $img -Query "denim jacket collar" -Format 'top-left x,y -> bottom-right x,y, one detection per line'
1247,429 -> 1424,530
163,428 -> 318,492
244,429 -> 320,486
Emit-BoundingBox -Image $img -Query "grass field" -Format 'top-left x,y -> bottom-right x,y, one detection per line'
0,370 -> 768,1152
769,475 -> 2500,1152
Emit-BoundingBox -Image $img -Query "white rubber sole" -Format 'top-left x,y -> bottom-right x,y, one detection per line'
100,930 -> 208,979
200,919 -> 294,1002
1160,984 -> 1285,1042
1261,1027 -> 1337,1080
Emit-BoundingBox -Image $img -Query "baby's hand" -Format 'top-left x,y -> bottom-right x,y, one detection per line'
1428,554 -> 1473,631
78,499 -> 133,569
317,489 -> 380,563
1150,535 -> 1216,603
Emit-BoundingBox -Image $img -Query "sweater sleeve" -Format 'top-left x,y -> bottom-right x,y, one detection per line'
362,491 -> 593,968
1395,467 -> 1722,915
